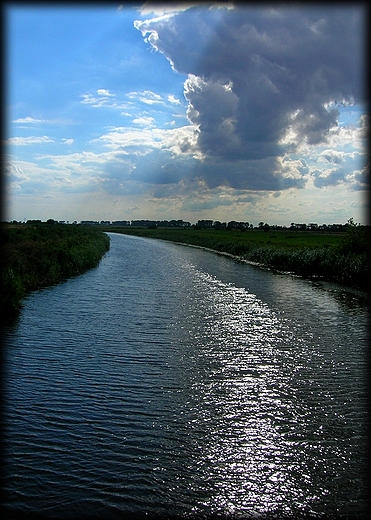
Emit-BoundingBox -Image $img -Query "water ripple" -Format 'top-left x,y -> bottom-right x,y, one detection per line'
3,233 -> 369,518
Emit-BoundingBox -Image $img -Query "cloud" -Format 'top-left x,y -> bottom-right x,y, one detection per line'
92,124 -> 199,158
135,4 -> 365,191
191,156 -> 306,191
138,2 -> 207,16
353,162 -> 371,190
312,167 -> 347,188
80,90 -> 116,107
312,150 -> 369,190
13,117 -> 45,124
12,116 -> 75,128
5,159 -> 59,194
79,88 -> 133,111
6,136 -> 54,146
5,153 -> 108,197
5,162 -> 30,182
167,94 -> 181,105
12,116 -> 72,125
319,149 -> 345,164
96,89 -> 114,97
80,89 -> 179,118
132,116 -> 155,126
126,90 -> 166,105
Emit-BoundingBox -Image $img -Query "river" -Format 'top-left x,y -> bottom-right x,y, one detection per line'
2,232 -> 370,518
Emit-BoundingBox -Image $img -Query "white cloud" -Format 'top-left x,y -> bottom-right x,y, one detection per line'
92,127 -> 162,152
92,124 -> 200,159
39,150 -> 114,170
6,136 -> 54,146
138,2 -> 198,16
132,116 -> 155,126
126,90 -> 165,105
13,117 -> 45,124
167,94 -> 181,105
277,156 -> 309,180
12,116 -> 74,126
80,89 -> 171,112
79,89 -> 132,110
5,162 -> 30,182
96,88 -> 114,97
80,92 -> 112,107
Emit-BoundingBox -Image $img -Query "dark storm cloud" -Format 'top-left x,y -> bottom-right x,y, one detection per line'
136,4 -> 365,190
191,156 -> 306,190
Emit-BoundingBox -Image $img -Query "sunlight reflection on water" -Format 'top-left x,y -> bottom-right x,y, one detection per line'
165,263 -> 368,517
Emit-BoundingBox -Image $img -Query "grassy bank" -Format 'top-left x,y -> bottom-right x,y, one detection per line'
1,223 -> 110,322
102,225 -> 370,290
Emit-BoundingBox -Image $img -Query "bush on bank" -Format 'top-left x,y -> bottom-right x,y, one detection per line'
241,245 -> 369,287
1,223 -> 110,322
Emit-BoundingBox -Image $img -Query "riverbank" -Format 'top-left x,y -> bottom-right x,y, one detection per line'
101,225 -> 370,291
1,223 -> 110,322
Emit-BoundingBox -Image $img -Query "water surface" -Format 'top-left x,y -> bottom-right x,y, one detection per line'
3,232 -> 369,518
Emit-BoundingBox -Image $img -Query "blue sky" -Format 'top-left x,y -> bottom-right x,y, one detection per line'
4,2 -> 369,225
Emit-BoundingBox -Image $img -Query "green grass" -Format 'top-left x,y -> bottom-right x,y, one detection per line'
103,226 -> 344,249
101,226 -> 370,290
1,223 -> 110,322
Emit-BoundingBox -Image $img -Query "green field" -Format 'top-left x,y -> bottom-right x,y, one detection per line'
104,226 -> 345,250
100,225 -> 370,290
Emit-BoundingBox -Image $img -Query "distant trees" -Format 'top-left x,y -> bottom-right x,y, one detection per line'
258,222 -> 270,232
290,222 -> 307,230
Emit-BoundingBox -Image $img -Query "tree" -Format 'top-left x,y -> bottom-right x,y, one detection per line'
339,219 -> 370,254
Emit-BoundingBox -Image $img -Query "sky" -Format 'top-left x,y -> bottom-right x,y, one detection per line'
4,2 -> 370,225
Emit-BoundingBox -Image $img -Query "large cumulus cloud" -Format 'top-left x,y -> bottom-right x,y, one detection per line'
135,4 -> 366,190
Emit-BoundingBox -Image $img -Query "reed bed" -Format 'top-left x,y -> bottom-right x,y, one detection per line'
1,223 -> 110,321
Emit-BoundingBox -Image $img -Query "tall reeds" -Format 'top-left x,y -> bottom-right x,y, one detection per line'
1,223 -> 110,322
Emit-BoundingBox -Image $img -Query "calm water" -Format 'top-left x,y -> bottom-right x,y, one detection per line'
2,232 -> 370,519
